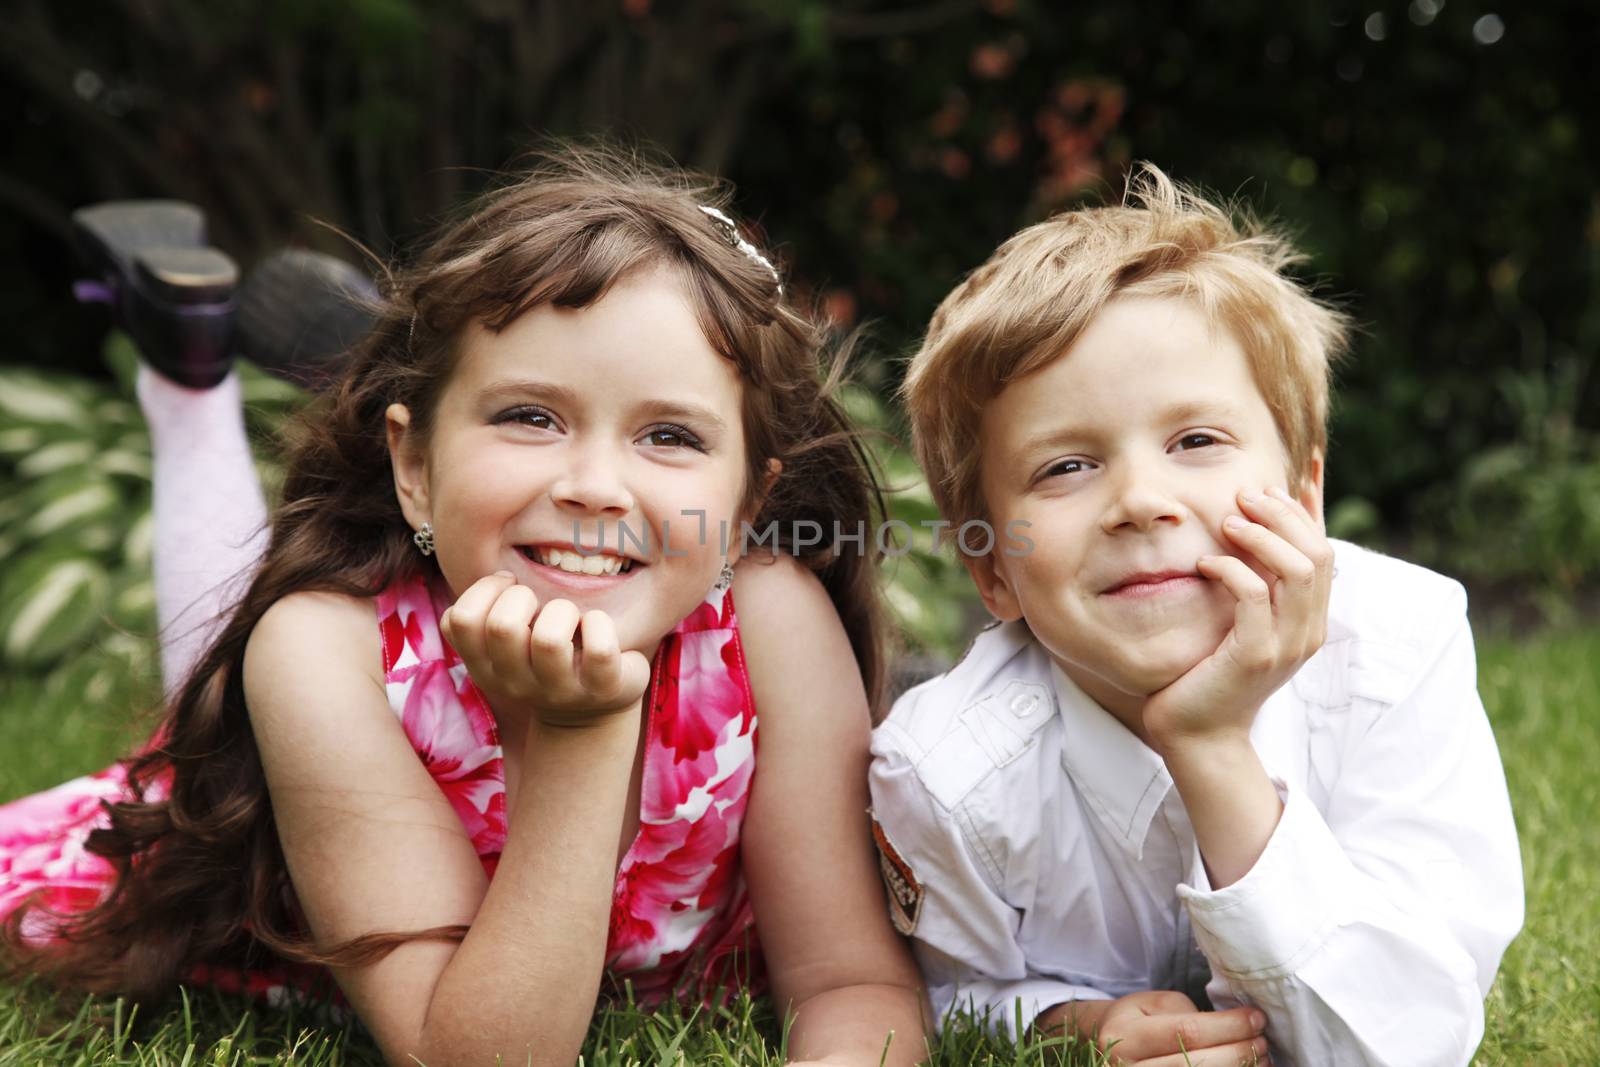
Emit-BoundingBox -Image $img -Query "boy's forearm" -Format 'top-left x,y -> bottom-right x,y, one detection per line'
784,983 -> 931,1067
1157,730 -> 1283,889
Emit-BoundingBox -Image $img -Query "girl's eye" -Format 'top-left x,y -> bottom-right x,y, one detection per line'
1174,432 -> 1218,451
1043,458 -> 1093,479
641,424 -> 705,451
495,405 -> 558,430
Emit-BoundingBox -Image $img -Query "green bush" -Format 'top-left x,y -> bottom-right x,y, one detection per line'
0,339 -> 977,686
1415,363 -> 1600,606
0,336 -> 299,688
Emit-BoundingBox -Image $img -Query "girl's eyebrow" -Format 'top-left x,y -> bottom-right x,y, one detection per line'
634,400 -> 728,432
478,378 -> 581,407
478,378 -> 728,432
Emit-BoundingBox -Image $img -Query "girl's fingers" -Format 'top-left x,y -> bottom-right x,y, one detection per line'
483,583 -> 540,680
576,610 -> 621,695
442,572 -> 516,666
528,598 -> 582,686
616,650 -> 652,706
1197,554 -> 1274,655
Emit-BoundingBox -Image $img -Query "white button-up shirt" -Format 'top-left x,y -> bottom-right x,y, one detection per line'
869,540 -> 1523,1067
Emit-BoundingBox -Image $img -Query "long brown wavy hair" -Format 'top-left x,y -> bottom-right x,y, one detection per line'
2,146 -> 890,1007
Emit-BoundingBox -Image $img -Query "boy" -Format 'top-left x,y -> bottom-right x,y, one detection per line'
869,167 -> 1523,1067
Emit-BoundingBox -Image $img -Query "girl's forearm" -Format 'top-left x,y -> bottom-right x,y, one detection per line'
410,709 -> 640,1067
785,983 -> 931,1067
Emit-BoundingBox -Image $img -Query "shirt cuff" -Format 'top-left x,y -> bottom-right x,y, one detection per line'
944,979 -> 1114,1040
1177,777 -> 1359,980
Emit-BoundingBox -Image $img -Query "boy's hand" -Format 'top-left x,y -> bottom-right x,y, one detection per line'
440,572 -> 651,728
1048,992 -> 1270,1067
1143,487 -> 1333,750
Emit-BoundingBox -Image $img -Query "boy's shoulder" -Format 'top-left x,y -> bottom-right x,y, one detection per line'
872,620 -> 1059,809
1297,538 -> 1471,708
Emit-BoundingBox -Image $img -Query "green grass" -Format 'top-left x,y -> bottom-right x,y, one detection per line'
2,627 -> 1596,1065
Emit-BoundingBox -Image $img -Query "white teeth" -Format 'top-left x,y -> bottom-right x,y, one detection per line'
531,547 -> 626,577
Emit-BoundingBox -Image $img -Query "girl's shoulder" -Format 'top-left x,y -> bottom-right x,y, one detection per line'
730,553 -> 862,717
244,589 -> 385,707
730,551 -> 832,626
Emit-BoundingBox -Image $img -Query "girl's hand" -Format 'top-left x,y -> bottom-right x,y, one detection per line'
1143,487 -> 1333,752
440,571 -> 651,728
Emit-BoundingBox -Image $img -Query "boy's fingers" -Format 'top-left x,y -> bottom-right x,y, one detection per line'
1197,554 -> 1274,654
1120,1007 -> 1263,1061
1269,483 -> 1320,529
1242,489 -> 1333,577
1136,991 -> 1198,1016
528,598 -> 582,685
1221,517 -> 1317,606
576,610 -> 621,694
1139,1034 -> 1270,1067
483,583 -> 540,680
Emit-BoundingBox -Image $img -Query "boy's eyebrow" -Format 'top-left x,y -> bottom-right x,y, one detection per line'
477,379 -> 728,431
1152,398 -> 1253,426
1020,398 -> 1252,454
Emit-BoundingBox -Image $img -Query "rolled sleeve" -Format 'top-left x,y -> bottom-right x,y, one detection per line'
1175,607 -> 1522,1067
1178,778 -> 1356,978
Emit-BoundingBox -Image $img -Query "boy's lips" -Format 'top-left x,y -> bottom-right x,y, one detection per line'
1100,569 -> 1204,598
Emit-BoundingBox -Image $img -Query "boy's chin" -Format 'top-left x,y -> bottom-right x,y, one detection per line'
1115,641 -> 1216,697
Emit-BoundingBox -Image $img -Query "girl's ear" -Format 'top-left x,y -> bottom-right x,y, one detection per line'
964,549 -> 1025,623
386,403 -> 431,531
1297,449 -> 1326,532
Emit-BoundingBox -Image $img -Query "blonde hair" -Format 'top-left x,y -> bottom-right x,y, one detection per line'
902,163 -> 1349,533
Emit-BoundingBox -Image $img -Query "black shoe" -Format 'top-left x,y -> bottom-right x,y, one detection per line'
71,200 -> 238,389
235,250 -> 379,390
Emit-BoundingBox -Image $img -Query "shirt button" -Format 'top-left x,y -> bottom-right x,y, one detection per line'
1010,692 -> 1039,717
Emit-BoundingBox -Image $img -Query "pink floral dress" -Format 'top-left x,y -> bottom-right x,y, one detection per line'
0,573 -> 762,1007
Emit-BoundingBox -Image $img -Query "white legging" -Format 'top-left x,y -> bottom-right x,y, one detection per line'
135,366 -> 269,696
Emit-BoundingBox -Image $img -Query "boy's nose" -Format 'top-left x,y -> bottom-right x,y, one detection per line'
1100,463 -> 1182,534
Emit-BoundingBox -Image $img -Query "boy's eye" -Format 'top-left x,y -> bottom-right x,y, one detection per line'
641,424 -> 705,451
1173,432 -> 1218,451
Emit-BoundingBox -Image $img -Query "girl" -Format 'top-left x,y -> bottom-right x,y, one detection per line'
0,151 -> 928,1066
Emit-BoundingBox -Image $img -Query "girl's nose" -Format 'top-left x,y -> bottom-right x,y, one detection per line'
550,455 -> 634,517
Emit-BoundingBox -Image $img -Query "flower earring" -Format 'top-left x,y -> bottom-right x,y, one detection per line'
413,521 -> 435,557
713,559 -> 735,592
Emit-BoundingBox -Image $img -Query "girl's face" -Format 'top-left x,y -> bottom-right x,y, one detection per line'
389,266 -> 751,656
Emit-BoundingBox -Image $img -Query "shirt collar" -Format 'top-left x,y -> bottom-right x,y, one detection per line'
1049,660 -> 1173,861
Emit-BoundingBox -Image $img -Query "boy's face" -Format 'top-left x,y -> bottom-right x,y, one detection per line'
969,294 -> 1323,720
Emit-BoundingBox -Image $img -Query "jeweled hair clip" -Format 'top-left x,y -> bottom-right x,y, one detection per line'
699,205 -> 783,296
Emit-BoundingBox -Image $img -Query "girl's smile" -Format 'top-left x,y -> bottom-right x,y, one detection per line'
388,265 -> 750,656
